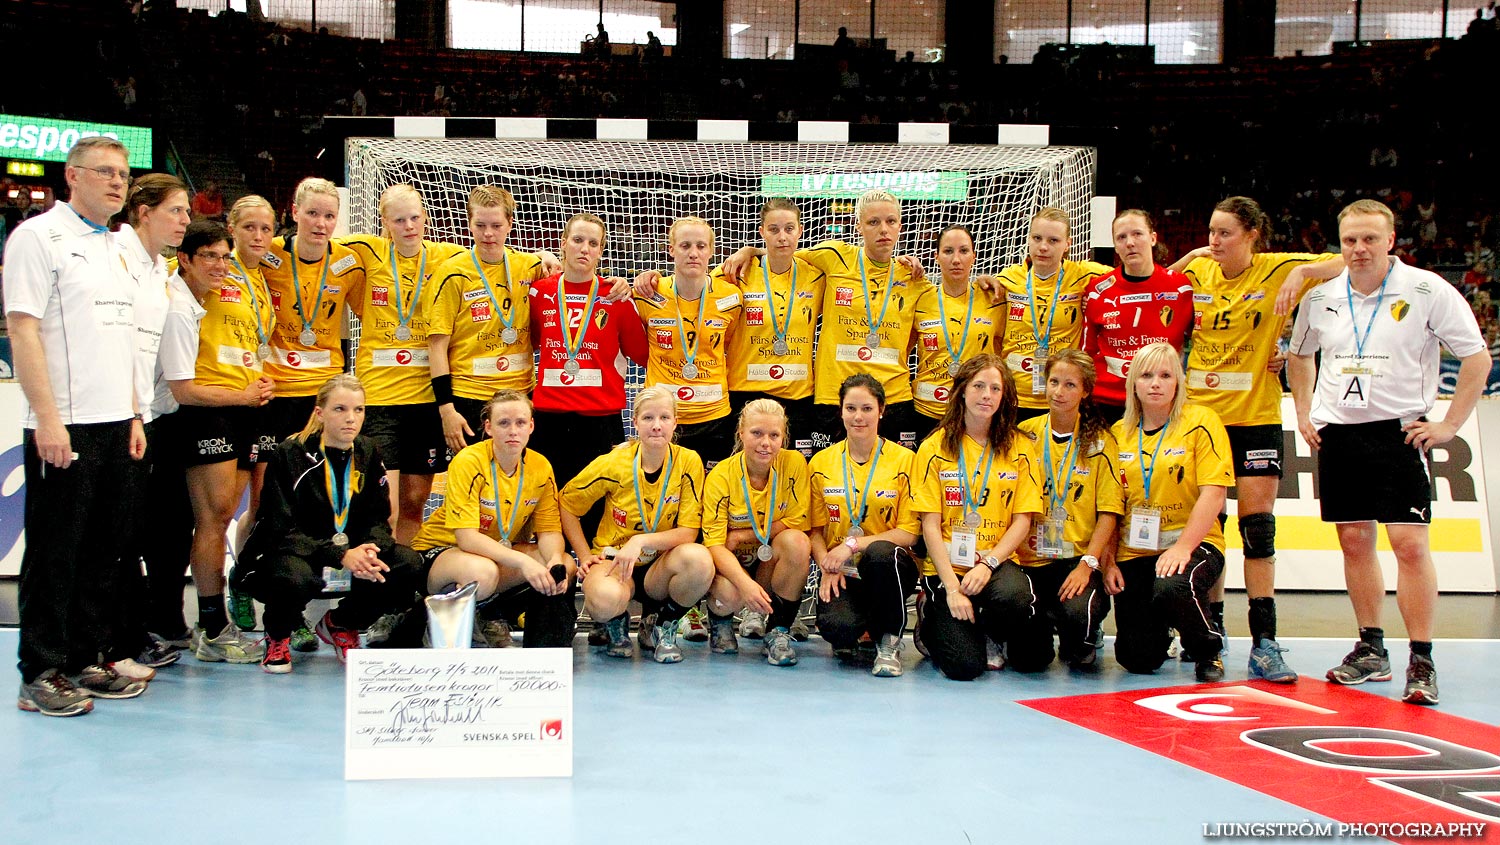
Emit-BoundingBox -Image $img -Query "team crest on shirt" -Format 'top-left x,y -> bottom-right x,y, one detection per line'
371,286 -> 390,307
594,311 -> 610,329
1391,300 -> 1411,321
835,287 -> 854,307
1159,306 -> 1174,326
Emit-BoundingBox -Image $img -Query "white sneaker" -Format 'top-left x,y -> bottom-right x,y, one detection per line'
985,638 -> 1006,671
107,658 -> 156,682
193,623 -> 266,664
738,609 -> 767,639
872,634 -> 904,678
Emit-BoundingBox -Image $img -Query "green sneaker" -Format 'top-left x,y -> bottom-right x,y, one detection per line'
290,622 -> 319,653
227,585 -> 258,632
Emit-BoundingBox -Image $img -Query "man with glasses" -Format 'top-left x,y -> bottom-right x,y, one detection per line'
4,136 -> 149,716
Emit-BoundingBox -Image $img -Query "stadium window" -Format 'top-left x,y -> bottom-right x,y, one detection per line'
726,0 -> 797,59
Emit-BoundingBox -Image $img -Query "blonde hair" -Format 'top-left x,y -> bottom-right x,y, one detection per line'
731,398 -> 789,455
855,189 -> 900,222
228,194 -> 275,229
293,177 -> 340,210
1031,207 -> 1071,237
299,374 -> 366,441
620,385 -> 679,448
1337,199 -> 1395,231
759,198 -> 801,225
378,184 -> 425,239
468,185 -> 515,221
667,216 -> 714,249
1121,342 -> 1188,432
563,212 -> 608,250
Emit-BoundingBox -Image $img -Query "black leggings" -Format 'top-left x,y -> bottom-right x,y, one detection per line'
999,557 -> 1111,671
233,545 -> 425,640
815,541 -> 919,648
918,568 -> 1032,681
1113,545 -> 1225,674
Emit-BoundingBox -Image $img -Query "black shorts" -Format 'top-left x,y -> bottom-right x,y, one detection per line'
1318,419 -> 1432,524
452,396 -> 489,447
531,410 -> 625,492
364,403 -> 449,474
171,405 -> 262,469
263,395 -> 317,445
676,413 -> 737,468
1226,423 -> 1284,478
730,392 -> 817,460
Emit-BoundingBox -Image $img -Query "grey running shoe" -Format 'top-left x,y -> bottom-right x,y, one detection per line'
603,614 -> 634,659
586,621 -> 609,647
871,634 -> 903,678
763,627 -> 798,667
290,622 -> 319,653
17,669 -> 93,717
1402,654 -> 1439,705
194,623 -> 266,663
1327,642 -> 1392,685
638,613 -> 660,651
738,609 -> 767,639
151,629 -> 192,653
985,638 -> 1006,671
1248,638 -> 1298,683
789,618 -> 811,642
71,664 -> 147,699
651,619 -> 683,664
134,639 -> 181,669
710,616 -> 739,654
913,592 -> 930,658
473,618 -> 513,649
363,612 -> 402,647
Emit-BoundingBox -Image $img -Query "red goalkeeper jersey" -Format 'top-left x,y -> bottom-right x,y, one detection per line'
1081,265 -> 1194,406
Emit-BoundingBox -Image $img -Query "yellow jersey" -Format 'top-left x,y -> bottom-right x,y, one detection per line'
807,438 -> 920,547
411,442 -> 561,551
633,274 -> 742,425
426,247 -> 544,401
799,241 -> 921,405
1112,404 -> 1235,561
260,236 -> 367,397
719,256 -> 825,400
1015,416 -> 1125,566
1183,252 -> 1330,426
912,429 -> 1044,576
558,442 -> 706,554
341,235 -> 467,405
911,281 -> 1007,419
701,449 -> 811,549
195,259 -> 275,391
995,259 -> 1113,408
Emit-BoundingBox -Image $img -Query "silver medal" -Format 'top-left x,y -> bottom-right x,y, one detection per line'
256,343 -> 272,361
772,338 -> 790,356
563,358 -> 581,376
331,532 -> 349,548
499,538 -> 513,549
864,332 -> 880,349
756,543 -> 774,562
681,362 -> 699,381
947,360 -> 961,377
299,328 -> 316,346
501,326 -> 519,345
847,525 -> 865,538
964,510 -> 981,528
394,325 -> 412,341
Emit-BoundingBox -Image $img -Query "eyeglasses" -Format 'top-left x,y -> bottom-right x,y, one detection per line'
193,250 -> 232,263
70,164 -> 131,183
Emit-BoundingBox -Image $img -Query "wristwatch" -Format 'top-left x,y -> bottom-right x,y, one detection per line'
983,555 -> 1001,572
1082,554 -> 1100,571
843,537 -> 859,553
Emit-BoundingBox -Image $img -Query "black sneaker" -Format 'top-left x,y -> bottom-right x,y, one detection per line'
1195,656 -> 1225,683
17,669 -> 93,717
1326,641 -> 1392,685
1402,654 -> 1439,705
135,639 -> 182,669
70,664 -> 147,699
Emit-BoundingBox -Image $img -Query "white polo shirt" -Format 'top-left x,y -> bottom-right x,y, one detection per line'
1290,258 -> 1486,427
1,203 -> 137,427
150,271 -> 206,420
117,223 -> 173,424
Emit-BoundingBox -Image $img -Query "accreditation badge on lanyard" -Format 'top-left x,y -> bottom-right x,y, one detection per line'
1337,267 -> 1391,411
950,441 -> 993,568
949,529 -> 978,571
322,566 -> 353,592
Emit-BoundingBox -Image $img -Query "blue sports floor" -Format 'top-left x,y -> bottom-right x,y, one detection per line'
3,629 -> 1498,845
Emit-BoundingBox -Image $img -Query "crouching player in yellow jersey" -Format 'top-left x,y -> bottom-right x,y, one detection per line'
913,224 -> 1006,436
559,386 -> 713,664
410,390 -> 576,647
1112,342 -> 1235,682
339,184 -> 467,543
809,375 -> 920,677
913,353 -> 1043,680
701,399 -> 812,665
1013,350 -> 1123,671
1170,196 -> 1344,682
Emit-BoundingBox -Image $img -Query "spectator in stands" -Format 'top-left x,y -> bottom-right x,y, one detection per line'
192,181 -> 224,221
591,23 -> 610,59
644,31 -> 663,63
834,26 -> 854,54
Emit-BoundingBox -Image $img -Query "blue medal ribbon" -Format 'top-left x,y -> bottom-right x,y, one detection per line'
289,237 -> 331,342
388,240 -> 428,336
488,453 -> 526,546
469,248 -> 517,339
632,444 -> 676,534
758,256 -> 796,348
230,256 -> 273,349
840,439 -> 883,534
955,438 -> 995,518
1026,264 -> 1064,352
856,249 -> 896,343
739,454 -> 779,548
936,282 -> 976,370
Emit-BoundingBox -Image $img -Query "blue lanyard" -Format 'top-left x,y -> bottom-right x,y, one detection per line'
936,282 -> 976,366
488,453 -> 526,545
229,257 -> 272,346
68,203 -> 109,233
1026,264 -> 1063,350
1043,420 -> 1080,515
739,454 -> 778,547
1136,423 -> 1169,505
388,241 -> 427,332
840,439 -> 883,530
955,438 -> 995,516
856,249 -> 896,341
632,444 -> 676,534
561,276 -> 601,365
674,277 -> 711,369
322,445 -> 353,536
758,256 -> 796,344
288,238 -> 331,339
1345,264 -> 1393,359
469,248 -> 516,335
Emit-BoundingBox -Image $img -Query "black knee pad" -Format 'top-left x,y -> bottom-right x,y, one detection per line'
1239,512 -> 1276,559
